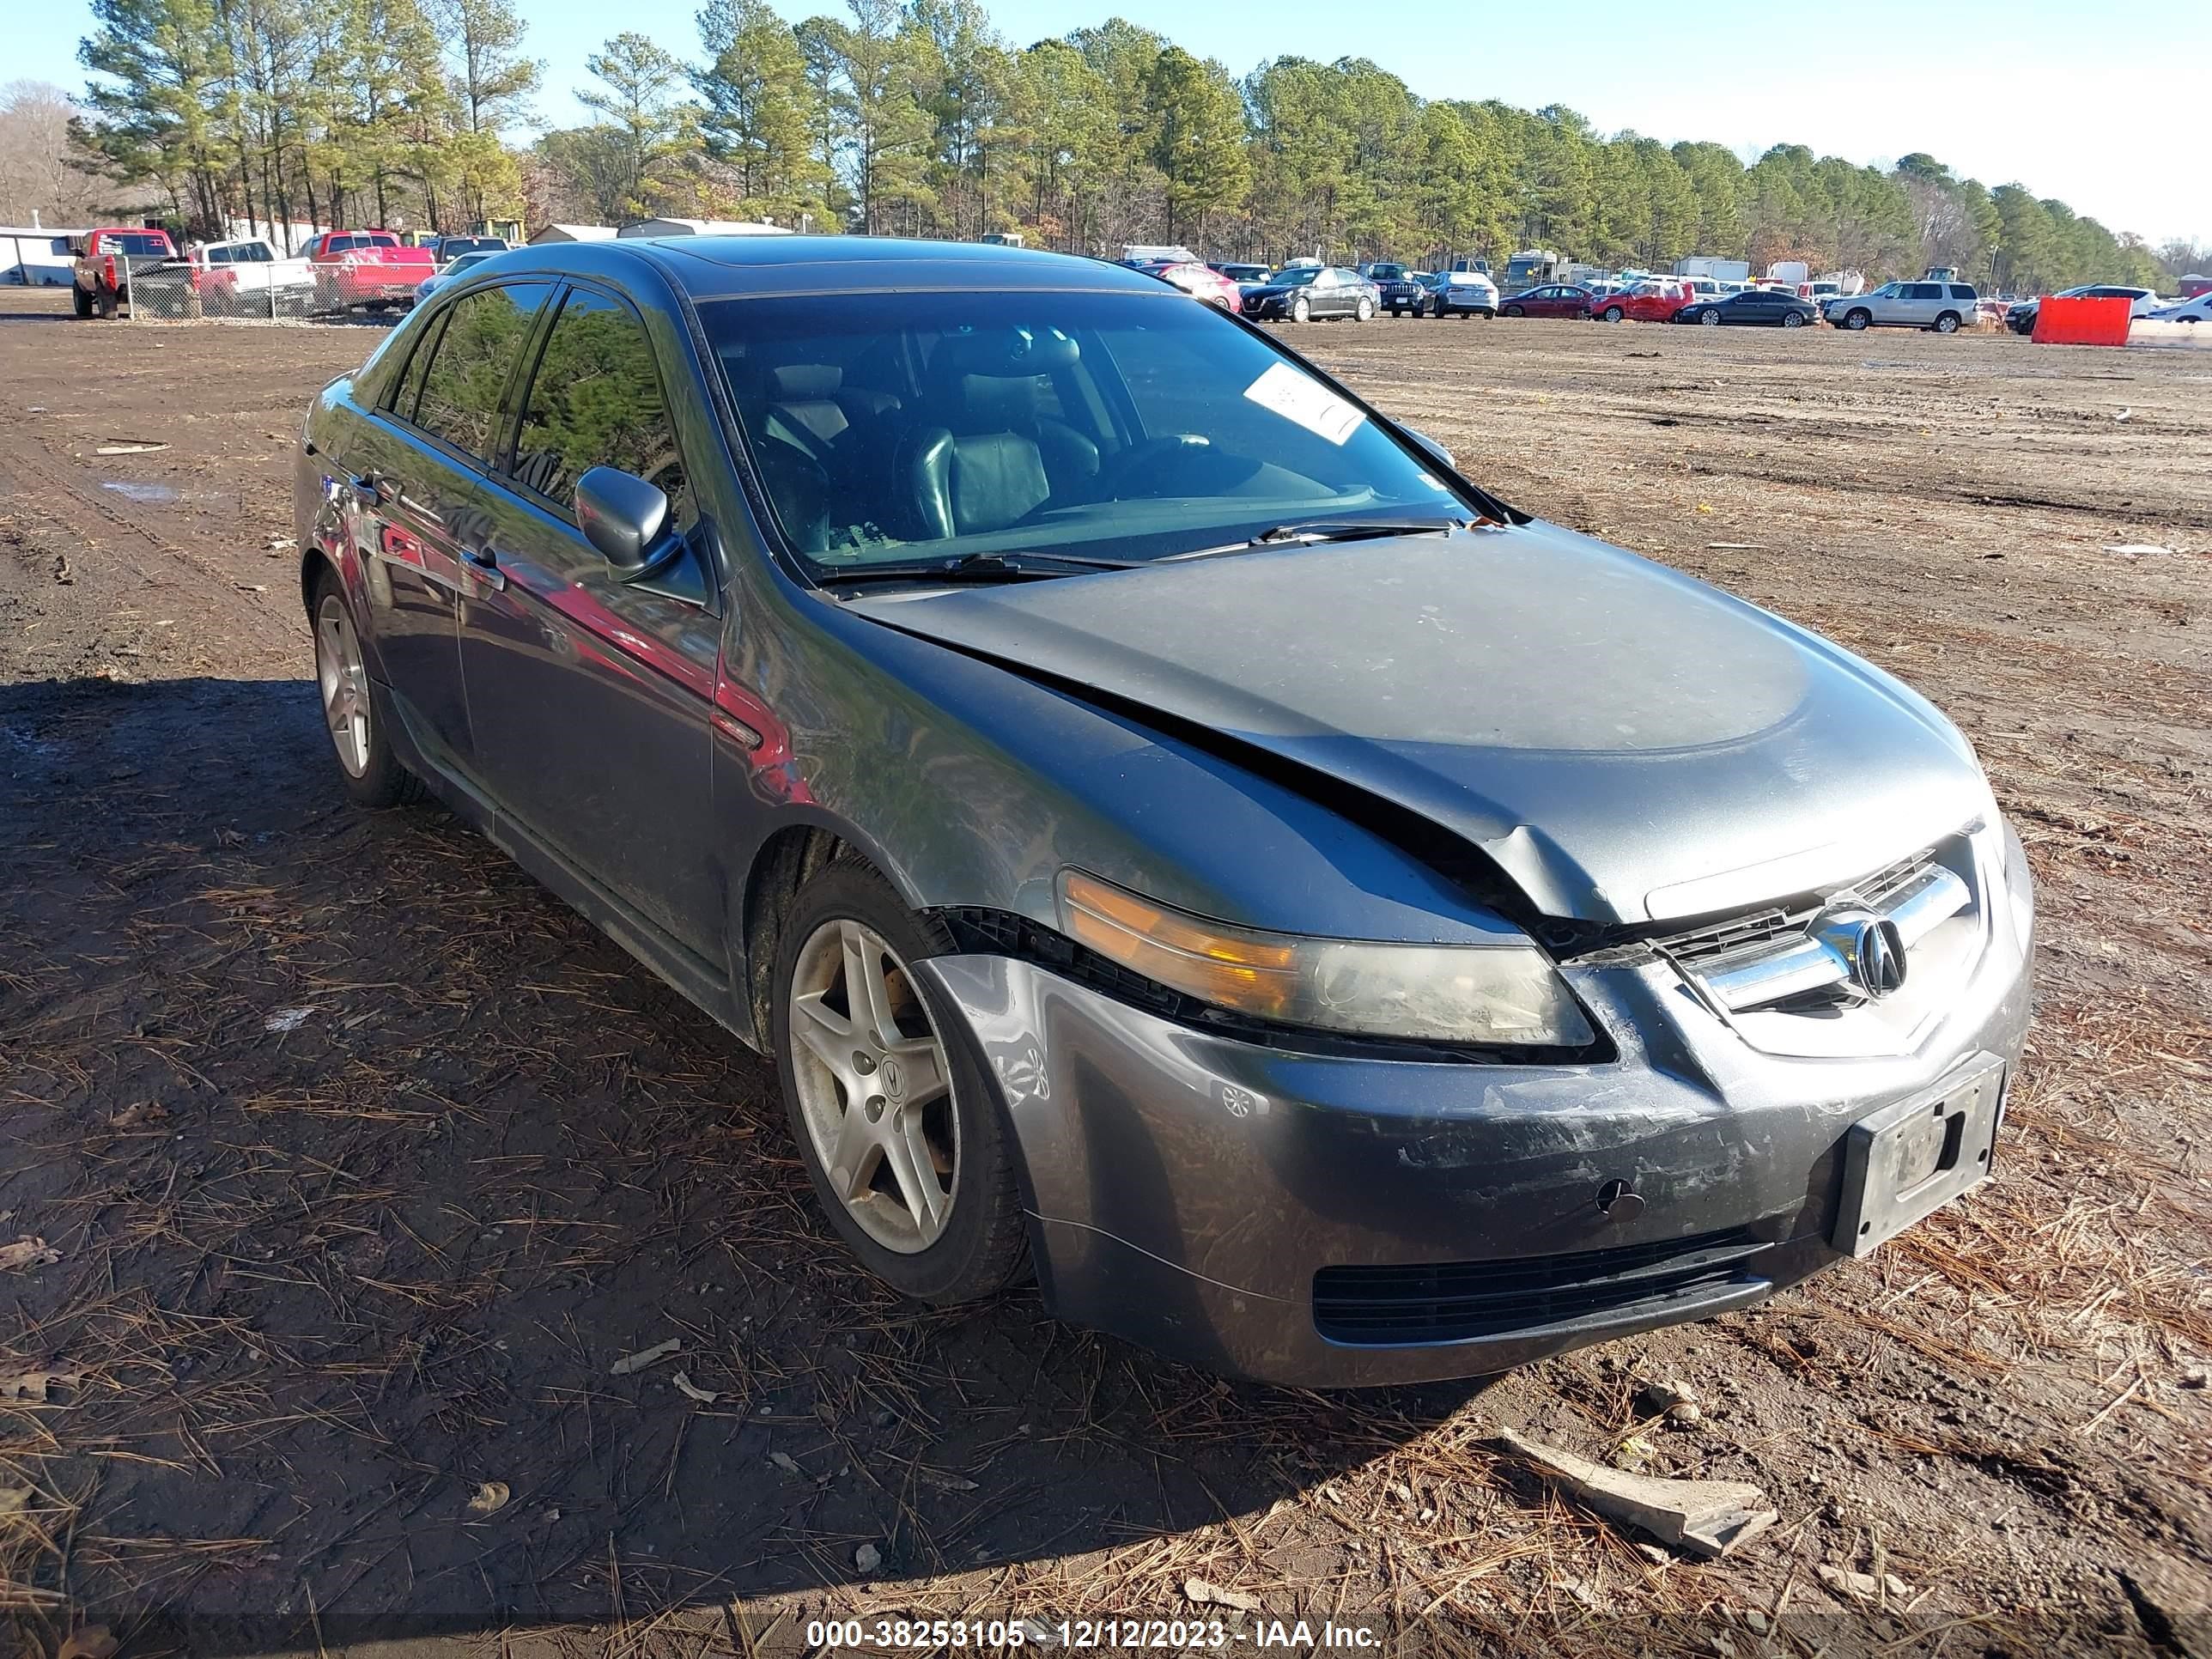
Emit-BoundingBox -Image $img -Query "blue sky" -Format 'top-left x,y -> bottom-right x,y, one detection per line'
18,0 -> 2209,246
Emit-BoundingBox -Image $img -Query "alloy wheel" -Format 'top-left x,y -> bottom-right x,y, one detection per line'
315,592 -> 372,778
787,918 -> 959,1254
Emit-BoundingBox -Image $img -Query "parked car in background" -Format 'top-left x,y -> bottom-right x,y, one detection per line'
1673,289 -> 1818,328
433,234 -> 510,264
1432,269 -> 1498,318
183,236 -> 316,316
1361,263 -> 1426,315
2146,291 -> 2211,324
1826,279 -> 1980,333
70,227 -> 177,318
2004,285 -> 2164,335
414,249 -> 501,307
303,229 -> 438,313
1799,281 -> 1844,310
1592,279 -> 1691,323
1499,283 -> 1593,319
1208,261 -> 1270,288
1136,259 -> 1243,311
295,234 -> 2033,1387
1241,264 -> 1378,322
1680,277 -> 1723,307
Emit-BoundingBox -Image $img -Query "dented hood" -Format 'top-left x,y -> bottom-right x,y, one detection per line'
844,524 -> 1988,924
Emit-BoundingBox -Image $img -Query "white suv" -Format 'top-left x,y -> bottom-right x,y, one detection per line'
1826,279 -> 1980,333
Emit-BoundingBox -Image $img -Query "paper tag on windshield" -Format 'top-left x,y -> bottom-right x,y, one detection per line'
1243,362 -> 1364,446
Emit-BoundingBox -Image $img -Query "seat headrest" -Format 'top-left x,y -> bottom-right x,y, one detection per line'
932,326 -> 1079,380
952,374 -> 1040,433
769,363 -> 842,400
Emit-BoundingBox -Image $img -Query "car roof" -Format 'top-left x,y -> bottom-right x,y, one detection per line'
478,234 -> 1172,301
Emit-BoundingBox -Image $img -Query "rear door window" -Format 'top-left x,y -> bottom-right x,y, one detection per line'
410,283 -> 554,465
508,288 -> 688,519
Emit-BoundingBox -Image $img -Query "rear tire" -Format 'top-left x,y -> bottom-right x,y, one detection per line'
93,283 -> 116,319
309,567 -> 422,810
772,856 -> 1030,1305
1933,311 -> 1960,334
72,285 -> 93,318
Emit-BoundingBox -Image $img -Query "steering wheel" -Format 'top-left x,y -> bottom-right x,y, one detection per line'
1089,434 -> 1227,501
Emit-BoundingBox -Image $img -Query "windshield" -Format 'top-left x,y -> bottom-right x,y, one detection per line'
700,289 -> 1471,574
1369,264 -> 1405,280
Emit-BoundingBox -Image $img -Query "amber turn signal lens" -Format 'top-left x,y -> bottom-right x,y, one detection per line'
1061,871 -> 1299,1015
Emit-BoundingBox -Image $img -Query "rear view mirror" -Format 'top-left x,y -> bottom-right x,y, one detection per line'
1403,426 -> 1455,472
575,466 -> 669,570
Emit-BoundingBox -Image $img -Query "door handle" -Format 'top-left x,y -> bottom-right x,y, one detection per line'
459,544 -> 506,591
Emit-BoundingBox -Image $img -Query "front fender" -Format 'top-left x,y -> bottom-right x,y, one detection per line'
718,564 -> 1524,953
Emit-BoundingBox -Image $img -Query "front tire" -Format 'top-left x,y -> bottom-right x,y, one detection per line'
1355,297 -> 1373,321
310,568 -> 422,809
1503,304 -> 1524,318
1603,305 -> 1625,323
1844,307 -> 1872,331
1700,309 -> 1721,326
1291,295 -> 1310,323
773,857 -> 1029,1304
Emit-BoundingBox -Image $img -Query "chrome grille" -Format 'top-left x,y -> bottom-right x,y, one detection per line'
1655,846 -> 1972,1015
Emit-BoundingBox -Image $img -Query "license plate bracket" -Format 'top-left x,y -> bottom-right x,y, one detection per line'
1832,1060 -> 2005,1258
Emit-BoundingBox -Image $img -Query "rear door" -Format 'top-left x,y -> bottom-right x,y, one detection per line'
456,282 -> 725,959
1901,283 -> 1943,325
352,280 -> 553,769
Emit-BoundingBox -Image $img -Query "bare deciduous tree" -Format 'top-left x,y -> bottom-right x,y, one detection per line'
0,81 -> 116,226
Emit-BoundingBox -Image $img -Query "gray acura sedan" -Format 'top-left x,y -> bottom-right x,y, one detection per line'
295,237 -> 2033,1386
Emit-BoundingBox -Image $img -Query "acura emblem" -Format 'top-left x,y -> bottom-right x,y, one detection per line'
1851,918 -> 1908,999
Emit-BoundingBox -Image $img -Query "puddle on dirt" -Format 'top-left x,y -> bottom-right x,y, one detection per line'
100,479 -> 179,504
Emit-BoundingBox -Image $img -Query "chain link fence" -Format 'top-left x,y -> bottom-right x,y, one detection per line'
106,256 -> 416,326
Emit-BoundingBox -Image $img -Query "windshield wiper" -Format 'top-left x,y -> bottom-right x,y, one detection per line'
813,550 -> 1144,588
1159,516 -> 1468,565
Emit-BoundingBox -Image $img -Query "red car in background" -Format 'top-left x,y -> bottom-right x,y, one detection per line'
1591,278 -> 1691,323
70,227 -> 178,317
302,230 -> 437,313
1498,283 -> 1594,319
1139,260 -> 1243,311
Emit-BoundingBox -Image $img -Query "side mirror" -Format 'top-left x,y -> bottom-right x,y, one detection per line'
575,465 -> 670,571
1402,426 -> 1455,472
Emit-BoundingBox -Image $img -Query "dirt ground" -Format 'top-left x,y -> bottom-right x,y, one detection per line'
3,284 -> 2209,1658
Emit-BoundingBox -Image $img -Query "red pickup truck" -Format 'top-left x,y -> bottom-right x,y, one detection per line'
70,228 -> 179,318
303,230 -> 437,313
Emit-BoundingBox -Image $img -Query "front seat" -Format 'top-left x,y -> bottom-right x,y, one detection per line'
898,329 -> 1093,539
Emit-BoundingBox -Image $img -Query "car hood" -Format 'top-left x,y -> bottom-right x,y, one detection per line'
845,524 -> 1987,927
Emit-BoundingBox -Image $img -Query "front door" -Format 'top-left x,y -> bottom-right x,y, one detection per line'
455,283 -> 724,961
357,282 -> 553,769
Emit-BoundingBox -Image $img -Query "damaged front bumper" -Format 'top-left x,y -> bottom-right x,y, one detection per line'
915,854 -> 2033,1388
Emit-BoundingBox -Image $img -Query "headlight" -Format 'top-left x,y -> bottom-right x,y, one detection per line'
1058,871 -> 1595,1047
